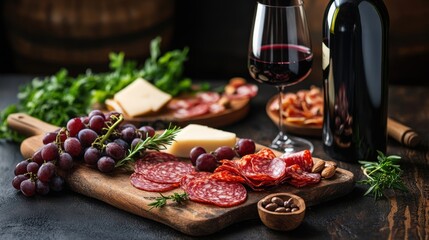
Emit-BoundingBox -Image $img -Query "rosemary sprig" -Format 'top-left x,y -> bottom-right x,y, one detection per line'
148,192 -> 189,209
115,124 -> 180,168
358,151 -> 408,200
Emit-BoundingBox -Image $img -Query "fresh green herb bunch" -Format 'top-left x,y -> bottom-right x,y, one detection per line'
358,151 -> 408,199
148,192 -> 189,209
0,37 -> 194,141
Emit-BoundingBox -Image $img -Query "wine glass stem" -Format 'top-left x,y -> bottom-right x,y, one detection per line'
276,85 -> 287,140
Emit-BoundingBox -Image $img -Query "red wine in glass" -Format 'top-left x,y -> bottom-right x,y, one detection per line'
249,44 -> 313,86
248,0 -> 314,153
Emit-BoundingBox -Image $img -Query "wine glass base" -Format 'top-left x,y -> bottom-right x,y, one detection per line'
270,133 -> 314,154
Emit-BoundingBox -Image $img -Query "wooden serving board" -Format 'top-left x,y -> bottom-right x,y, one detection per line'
119,98 -> 250,128
7,113 -> 354,236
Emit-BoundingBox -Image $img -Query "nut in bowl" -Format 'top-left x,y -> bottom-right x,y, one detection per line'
257,193 -> 306,231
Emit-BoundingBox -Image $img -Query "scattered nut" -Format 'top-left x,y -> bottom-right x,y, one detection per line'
325,160 -> 337,168
312,159 -> 326,173
321,165 -> 336,179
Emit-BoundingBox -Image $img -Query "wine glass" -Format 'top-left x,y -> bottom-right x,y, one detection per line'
248,0 -> 314,153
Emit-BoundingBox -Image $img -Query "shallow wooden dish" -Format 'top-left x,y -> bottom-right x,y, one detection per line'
258,193 -> 306,231
117,98 -> 250,129
266,94 -> 322,137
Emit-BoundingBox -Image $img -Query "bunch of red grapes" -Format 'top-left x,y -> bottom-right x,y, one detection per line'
12,110 -> 155,197
189,138 -> 256,172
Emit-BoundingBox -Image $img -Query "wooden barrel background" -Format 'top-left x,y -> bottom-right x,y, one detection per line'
2,0 -> 175,75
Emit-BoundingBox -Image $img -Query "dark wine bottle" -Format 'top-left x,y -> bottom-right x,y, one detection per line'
322,0 -> 389,162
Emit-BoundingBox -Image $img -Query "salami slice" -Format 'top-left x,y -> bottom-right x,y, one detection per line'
225,84 -> 258,100
173,103 -> 210,119
210,170 -> 246,183
130,173 -> 179,192
180,172 -> 211,191
145,161 -> 195,184
281,150 -> 313,172
186,178 -> 247,207
285,164 -> 321,187
134,152 -> 178,175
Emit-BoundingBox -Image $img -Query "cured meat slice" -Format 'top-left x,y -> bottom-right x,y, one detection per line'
186,178 -> 247,207
130,173 -> 179,192
173,103 -> 210,119
180,172 -> 211,191
145,161 -> 195,184
281,150 -> 313,172
210,170 -> 246,184
255,148 -> 277,159
134,152 -> 178,175
285,164 -> 321,187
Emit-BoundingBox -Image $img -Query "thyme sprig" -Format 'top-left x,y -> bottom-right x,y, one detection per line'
115,125 -> 180,168
358,151 -> 408,200
148,192 -> 189,209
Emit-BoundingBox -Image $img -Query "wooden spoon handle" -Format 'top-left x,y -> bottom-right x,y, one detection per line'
387,118 -> 420,148
7,113 -> 59,137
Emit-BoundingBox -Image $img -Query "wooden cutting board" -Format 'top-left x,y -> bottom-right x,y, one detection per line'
7,113 -> 354,236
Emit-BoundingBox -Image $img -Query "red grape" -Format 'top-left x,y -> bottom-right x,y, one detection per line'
213,146 -> 236,161
20,179 -> 36,197
12,175 -> 28,190
58,152 -> 74,170
97,156 -> 116,173
190,147 -> 206,166
26,162 -> 39,175
14,160 -> 29,176
42,132 -> 57,144
78,128 -> 98,148
88,109 -> 105,119
84,147 -> 100,165
105,142 -> 126,160
41,143 -> 59,161
31,149 -> 44,165
89,115 -> 105,134
114,139 -> 130,152
67,117 -> 84,137
37,162 -> 56,183
64,137 -> 82,157
36,179 -> 50,195
50,175 -> 64,192
121,127 -> 136,143
235,138 -> 256,157
139,126 -> 155,140
195,153 -> 217,172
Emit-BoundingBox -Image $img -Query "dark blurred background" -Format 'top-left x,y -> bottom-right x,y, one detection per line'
0,0 -> 428,86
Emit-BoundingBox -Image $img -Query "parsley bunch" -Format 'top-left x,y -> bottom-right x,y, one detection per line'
0,37 -> 194,141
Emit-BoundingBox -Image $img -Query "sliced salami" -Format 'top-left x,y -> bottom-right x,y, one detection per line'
285,164 -> 321,187
145,161 -> 195,184
130,173 -> 179,192
134,152 -> 178,175
281,150 -> 313,172
180,171 -> 211,191
173,103 -> 210,119
186,178 -> 247,207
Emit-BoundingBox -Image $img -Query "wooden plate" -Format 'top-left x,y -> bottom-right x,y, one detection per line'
266,94 -> 322,137
117,98 -> 250,128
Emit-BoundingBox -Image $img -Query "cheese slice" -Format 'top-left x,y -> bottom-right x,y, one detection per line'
164,124 -> 237,158
113,78 -> 172,117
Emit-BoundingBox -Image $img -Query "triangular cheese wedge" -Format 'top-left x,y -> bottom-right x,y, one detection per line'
164,124 -> 237,158
113,78 -> 172,117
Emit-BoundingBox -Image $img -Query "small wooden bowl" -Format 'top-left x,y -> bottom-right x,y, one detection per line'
257,193 -> 306,231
